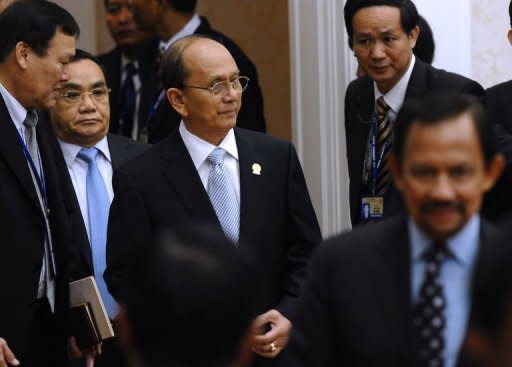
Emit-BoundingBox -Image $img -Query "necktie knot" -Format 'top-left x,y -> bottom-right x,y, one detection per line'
423,242 -> 450,265
207,148 -> 227,166
78,147 -> 99,164
23,110 -> 38,129
376,96 -> 390,116
124,62 -> 138,78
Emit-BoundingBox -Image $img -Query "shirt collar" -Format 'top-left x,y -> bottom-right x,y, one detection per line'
0,81 -> 28,131
179,121 -> 238,170
409,214 -> 480,267
58,135 -> 111,168
374,55 -> 416,114
121,54 -> 139,71
160,14 -> 201,51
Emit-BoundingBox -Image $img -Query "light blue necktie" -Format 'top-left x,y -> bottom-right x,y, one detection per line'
207,148 -> 240,243
78,147 -> 117,318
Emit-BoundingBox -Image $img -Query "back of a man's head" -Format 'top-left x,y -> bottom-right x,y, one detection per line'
124,226 -> 263,367
166,0 -> 197,13
0,0 -> 79,63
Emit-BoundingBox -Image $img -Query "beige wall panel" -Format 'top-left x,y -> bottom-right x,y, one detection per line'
197,1 -> 291,140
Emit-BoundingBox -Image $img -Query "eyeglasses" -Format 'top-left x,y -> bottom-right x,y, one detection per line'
182,76 -> 250,97
59,88 -> 111,104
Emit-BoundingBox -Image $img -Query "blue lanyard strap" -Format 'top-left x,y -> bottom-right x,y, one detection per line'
15,128 -> 49,211
370,111 -> 386,196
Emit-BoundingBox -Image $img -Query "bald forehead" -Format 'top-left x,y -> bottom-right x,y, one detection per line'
181,38 -> 233,64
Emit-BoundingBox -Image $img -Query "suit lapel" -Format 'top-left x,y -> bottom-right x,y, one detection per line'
0,98 -> 42,210
370,218 -> 413,361
404,59 -> 428,99
159,131 -> 220,223
235,130 -> 266,245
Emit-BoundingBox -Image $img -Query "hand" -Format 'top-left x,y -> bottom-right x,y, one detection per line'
251,309 -> 292,358
0,338 -> 19,367
69,337 -> 102,367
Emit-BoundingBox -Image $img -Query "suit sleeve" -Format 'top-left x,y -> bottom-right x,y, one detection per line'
105,168 -> 154,301
277,144 -> 322,318
284,244 -> 336,366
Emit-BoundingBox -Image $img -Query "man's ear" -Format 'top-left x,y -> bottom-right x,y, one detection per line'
508,29 -> 512,46
167,88 -> 188,117
409,25 -> 420,49
482,154 -> 506,193
388,154 -> 404,192
15,41 -> 30,70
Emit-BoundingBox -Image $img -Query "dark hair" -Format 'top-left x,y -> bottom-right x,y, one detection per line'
69,49 -> 107,78
344,0 -> 419,49
0,0 -> 79,63
161,34 -> 219,89
166,0 -> 197,13
470,239 -> 512,338
414,15 -> 435,64
124,225 -> 264,367
393,92 -> 496,166
509,0 -> 512,27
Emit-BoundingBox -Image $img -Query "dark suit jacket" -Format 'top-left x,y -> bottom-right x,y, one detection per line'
345,59 -> 485,226
0,98 -> 72,363
105,128 -> 321,321
98,40 -> 158,137
147,17 -> 266,143
486,80 -> 512,134
53,134 -> 149,280
286,216 -> 503,367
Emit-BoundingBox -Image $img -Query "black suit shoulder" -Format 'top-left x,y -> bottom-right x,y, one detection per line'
486,80 -> 512,130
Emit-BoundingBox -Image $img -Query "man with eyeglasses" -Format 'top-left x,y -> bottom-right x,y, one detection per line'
105,34 -> 322,365
48,49 -> 148,367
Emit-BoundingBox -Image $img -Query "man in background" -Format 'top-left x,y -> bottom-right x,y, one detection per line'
0,1 -> 78,365
99,0 -> 157,142
129,0 -> 266,143
344,0 -> 484,226
49,49 -> 148,367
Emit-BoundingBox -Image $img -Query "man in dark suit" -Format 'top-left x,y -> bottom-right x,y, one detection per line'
129,0 -> 266,143
99,0 -> 158,142
106,35 -> 321,364
287,92 -> 505,367
486,1 -> 512,135
48,49 -> 148,367
344,0 -> 485,226
0,2 -> 79,366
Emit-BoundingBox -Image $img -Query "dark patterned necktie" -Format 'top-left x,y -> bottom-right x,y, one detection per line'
120,62 -> 138,137
413,242 -> 449,367
375,96 -> 392,196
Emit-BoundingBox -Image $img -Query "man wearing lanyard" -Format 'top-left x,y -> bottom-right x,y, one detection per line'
344,0 -> 485,226
0,1 -> 79,366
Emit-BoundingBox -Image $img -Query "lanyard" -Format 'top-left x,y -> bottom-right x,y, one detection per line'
145,89 -> 166,127
16,128 -> 49,212
370,111 -> 387,196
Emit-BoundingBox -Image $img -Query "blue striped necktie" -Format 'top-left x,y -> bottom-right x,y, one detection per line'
78,147 -> 117,318
206,148 -> 240,243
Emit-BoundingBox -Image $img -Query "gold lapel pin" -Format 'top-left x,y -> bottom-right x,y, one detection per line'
252,163 -> 262,175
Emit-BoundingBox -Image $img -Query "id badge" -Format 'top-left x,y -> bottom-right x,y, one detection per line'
360,196 -> 384,221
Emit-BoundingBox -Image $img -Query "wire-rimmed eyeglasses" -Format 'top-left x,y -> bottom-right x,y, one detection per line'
182,76 -> 250,97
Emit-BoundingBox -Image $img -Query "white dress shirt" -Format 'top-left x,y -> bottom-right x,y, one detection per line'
160,14 -> 201,51
374,55 -> 416,121
179,121 -> 240,201
58,136 -> 114,239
